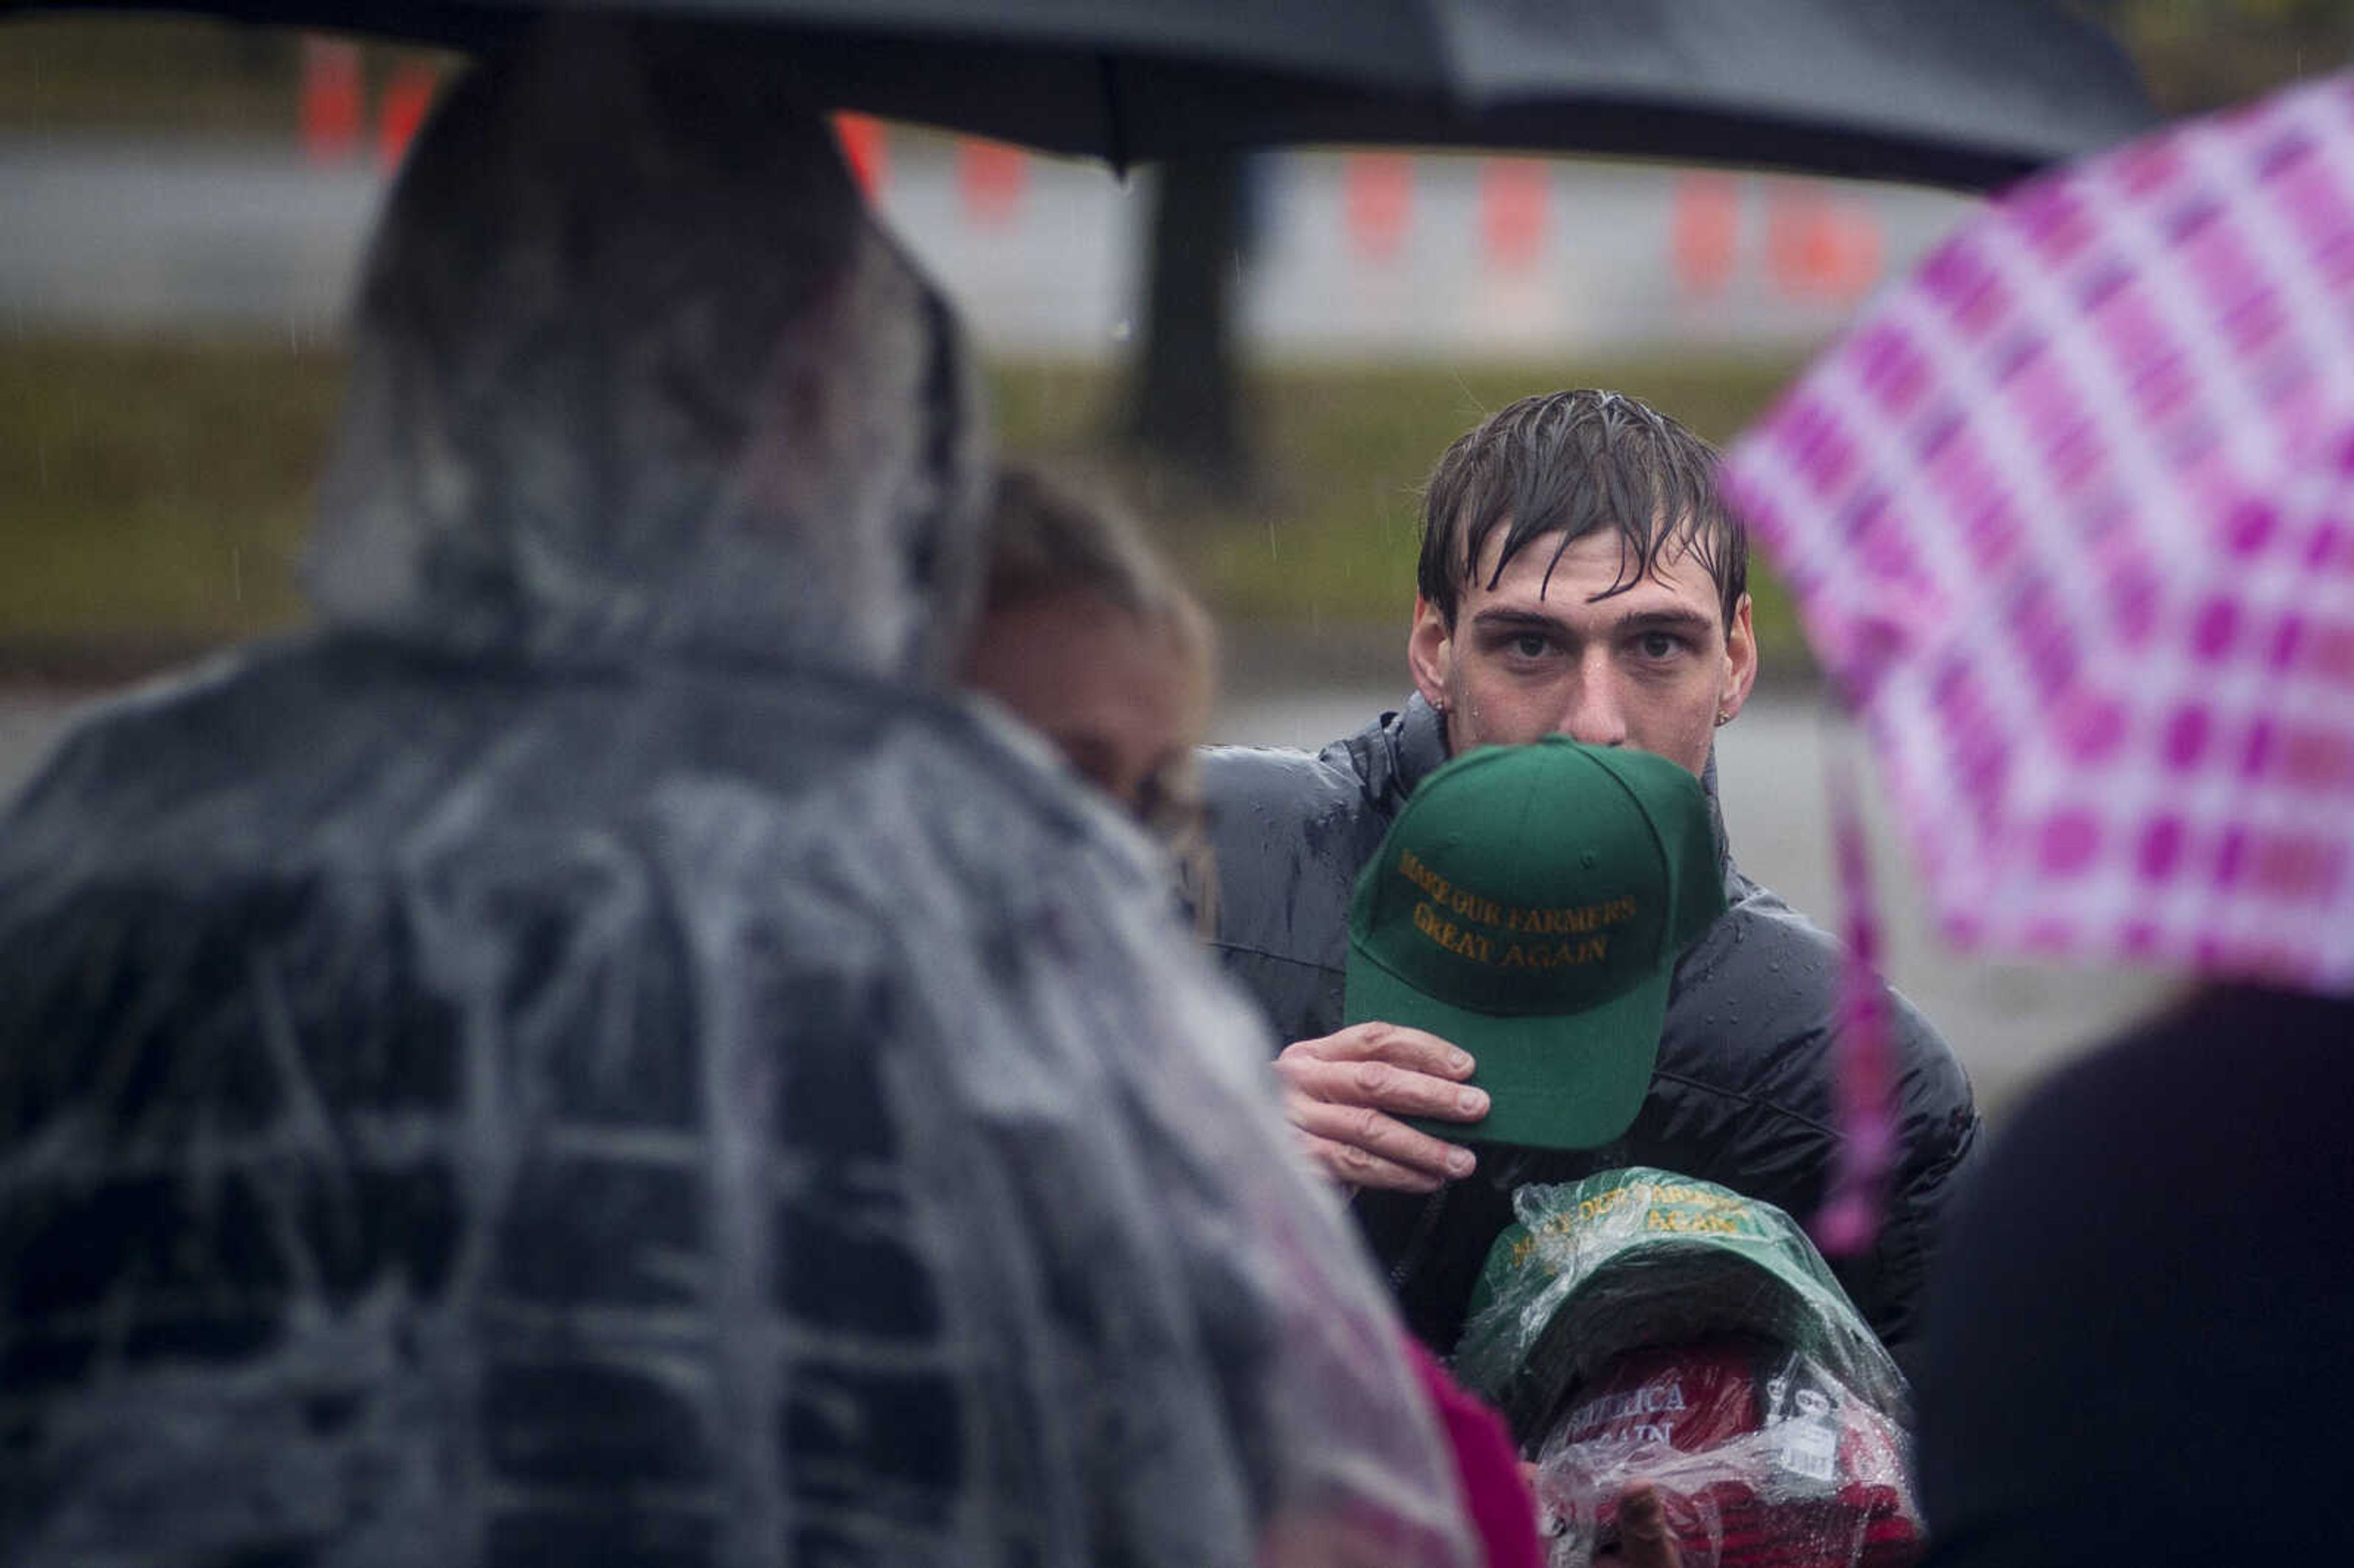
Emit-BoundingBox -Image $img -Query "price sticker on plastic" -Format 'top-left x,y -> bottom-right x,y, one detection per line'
1777,1418 -> 1839,1483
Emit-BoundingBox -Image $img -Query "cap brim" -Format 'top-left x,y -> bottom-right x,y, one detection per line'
1344,938 -> 1667,1151
1499,1243 -> 1910,1438
1506,1250 -> 1813,1435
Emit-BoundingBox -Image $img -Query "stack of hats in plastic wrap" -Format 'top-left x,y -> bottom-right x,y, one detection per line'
1452,1168 -> 1922,1568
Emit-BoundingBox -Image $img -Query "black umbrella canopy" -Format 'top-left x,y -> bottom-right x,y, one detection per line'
20,0 -> 2155,189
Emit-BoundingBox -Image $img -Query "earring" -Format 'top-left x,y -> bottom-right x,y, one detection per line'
1714,710 -> 1733,727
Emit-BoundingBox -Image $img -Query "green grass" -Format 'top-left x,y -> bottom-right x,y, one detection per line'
0,335 -> 1811,669
1,334 -> 340,650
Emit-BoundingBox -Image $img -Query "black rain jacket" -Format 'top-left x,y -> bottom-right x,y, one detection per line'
1198,695 -> 1981,1369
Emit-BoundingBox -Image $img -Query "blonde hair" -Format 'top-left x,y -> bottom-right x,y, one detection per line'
981,465 -> 1213,674
977,463 -> 1218,931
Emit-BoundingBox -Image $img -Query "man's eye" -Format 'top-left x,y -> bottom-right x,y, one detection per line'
1509,633 -> 1550,658
1635,631 -> 1683,660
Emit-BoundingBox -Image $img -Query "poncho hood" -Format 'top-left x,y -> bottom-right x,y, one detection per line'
307,25 -> 985,681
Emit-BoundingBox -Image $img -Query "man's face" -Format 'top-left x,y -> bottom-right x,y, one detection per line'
1408,524 -> 1756,778
963,590 -> 1208,824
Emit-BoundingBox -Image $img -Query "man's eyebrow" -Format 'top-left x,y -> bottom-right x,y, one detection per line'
1609,607 -> 1718,636
1466,605 -> 1720,637
1469,606 -> 1574,631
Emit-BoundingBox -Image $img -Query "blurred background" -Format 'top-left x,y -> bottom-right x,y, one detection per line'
2,1 -> 2345,1113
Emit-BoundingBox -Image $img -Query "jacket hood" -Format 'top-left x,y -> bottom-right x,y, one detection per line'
306,25 -> 986,680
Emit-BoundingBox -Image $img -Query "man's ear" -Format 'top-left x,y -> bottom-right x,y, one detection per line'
1408,595 -> 1454,712
1718,592 -> 1759,723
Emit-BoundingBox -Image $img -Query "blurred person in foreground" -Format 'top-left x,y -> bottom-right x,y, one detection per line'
1200,391 -> 1978,1364
0,29 -> 1482,1568
1915,984 -> 2354,1567
961,462 -> 1213,850
961,465 -> 1548,1568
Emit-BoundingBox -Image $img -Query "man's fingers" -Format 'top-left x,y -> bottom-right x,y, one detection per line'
1282,1021 -> 1476,1078
1292,1132 -> 1453,1193
1613,1482 -> 1684,1568
1275,1022 -> 1485,1193
1276,1053 -> 1491,1123
1287,1098 -> 1474,1187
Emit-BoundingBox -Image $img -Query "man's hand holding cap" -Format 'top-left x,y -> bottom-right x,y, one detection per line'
1343,738 -> 1726,1153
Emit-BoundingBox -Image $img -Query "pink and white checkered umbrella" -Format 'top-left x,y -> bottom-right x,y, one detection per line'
1726,72 -> 2354,997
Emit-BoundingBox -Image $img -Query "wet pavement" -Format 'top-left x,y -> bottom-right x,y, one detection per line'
2,677 -> 2166,1122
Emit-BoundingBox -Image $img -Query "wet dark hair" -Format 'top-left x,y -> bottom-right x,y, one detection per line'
1416,389 -> 1747,630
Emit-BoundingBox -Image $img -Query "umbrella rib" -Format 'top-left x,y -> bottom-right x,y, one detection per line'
1098,52 -> 1130,178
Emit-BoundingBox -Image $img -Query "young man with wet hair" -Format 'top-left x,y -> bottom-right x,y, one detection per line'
1412,389 -> 1748,781
1200,389 -> 1979,1366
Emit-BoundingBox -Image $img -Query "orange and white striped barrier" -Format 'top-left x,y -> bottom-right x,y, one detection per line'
958,137 -> 1029,226
378,63 -> 440,173
1766,188 -> 1884,302
1671,173 -> 1741,297
834,113 -> 890,200
299,38 -> 364,166
1479,158 -> 1550,271
1344,152 -> 1415,261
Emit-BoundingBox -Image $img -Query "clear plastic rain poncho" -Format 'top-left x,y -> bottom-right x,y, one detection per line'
1453,1171 -> 1921,1568
0,31 -> 1478,1568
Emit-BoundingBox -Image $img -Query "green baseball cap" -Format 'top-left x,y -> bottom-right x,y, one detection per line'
1343,737 -> 1724,1150
1450,1168 -> 1908,1440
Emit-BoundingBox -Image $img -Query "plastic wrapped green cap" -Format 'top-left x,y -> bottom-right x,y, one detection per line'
1452,1167 -> 1907,1442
